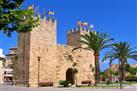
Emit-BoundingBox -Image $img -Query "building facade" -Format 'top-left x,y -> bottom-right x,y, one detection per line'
14,17 -> 95,87
0,49 -> 5,83
4,48 -> 17,83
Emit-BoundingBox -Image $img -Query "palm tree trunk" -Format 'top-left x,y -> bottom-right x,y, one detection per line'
94,52 -> 100,85
122,62 -> 126,81
121,60 -> 125,81
119,60 -> 123,89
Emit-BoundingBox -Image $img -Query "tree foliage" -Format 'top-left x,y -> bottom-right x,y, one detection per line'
0,0 -> 39,36
103,42 -> 137,65
80,31 -> 114,53
103,42 -> 137,89
125,64 -> 137,75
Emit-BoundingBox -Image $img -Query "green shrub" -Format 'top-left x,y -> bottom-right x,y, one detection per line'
59,80 -> 70,87
106,80 -> 111,85
127,74 -> 136,77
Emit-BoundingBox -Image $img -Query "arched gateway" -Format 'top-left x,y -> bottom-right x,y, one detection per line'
66,68 -> 74,84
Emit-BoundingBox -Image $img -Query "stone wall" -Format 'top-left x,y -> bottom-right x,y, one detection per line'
14,32 -> 30,85
29,19 -> 57,87
67,30 -> 80,46
14,19 -> 57,87
67,27 -> 91,47
56,45 -> 95,85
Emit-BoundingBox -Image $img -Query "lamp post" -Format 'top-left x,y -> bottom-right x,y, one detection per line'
37,56 -> 41,88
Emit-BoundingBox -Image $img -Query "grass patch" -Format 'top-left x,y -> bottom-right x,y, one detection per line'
78,82 -> 137,88
99,81 -> 137,85
122,81 -> 137,85
78,85 -> 124,88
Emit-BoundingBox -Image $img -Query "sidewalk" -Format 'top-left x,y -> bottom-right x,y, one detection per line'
1,84 -> 137,91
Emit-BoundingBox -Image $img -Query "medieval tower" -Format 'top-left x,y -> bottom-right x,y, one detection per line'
14,12 -> 95,87
67,25 -> 90,47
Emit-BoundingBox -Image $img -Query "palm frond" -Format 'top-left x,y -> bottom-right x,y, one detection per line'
72,46 -> 94,52
83,31 -> 114,52
103,41 -> 137,64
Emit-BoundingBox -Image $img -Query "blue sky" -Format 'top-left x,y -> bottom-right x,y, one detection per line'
0,0 -> 136,71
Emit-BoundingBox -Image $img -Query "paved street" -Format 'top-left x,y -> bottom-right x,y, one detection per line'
1,84 -> 137,91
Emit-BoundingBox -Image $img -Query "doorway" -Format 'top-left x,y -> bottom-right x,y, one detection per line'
66,68 -> 74,84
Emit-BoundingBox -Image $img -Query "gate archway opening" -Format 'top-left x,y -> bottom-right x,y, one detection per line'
66,68 -> 74,84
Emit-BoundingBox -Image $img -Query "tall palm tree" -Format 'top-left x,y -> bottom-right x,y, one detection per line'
102,42 -> 137,89
73,31 -> 114,85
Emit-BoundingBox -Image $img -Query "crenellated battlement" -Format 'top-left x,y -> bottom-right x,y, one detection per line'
67,28 -> 79,34
33,6 -> 56,29
67,27 -> 91,35
39,17 -> 57,27
33,13 -> 57,34
67,21 -> 94,46
67,21 -> 93,34
40,16 -> 56,23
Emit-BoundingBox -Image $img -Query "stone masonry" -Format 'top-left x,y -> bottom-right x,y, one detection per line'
14,17 -> 95,87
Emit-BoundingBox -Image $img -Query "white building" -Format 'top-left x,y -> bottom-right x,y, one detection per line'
0,49 -> 5,83
4,48 -> 17,83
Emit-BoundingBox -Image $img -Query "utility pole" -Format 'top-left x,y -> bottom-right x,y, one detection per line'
37,56 -> 41,88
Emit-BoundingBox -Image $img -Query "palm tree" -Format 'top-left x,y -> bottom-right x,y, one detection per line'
102,42 -> 137,89
73,31 -> 114,85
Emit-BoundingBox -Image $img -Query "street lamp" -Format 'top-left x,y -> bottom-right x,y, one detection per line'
37,56 -> 41,88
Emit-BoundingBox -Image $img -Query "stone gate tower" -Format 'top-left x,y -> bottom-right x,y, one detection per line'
55,24 -> 95,86
14,14 -> 95,87
14,17 -> 57,87
67,24 -> 90,47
